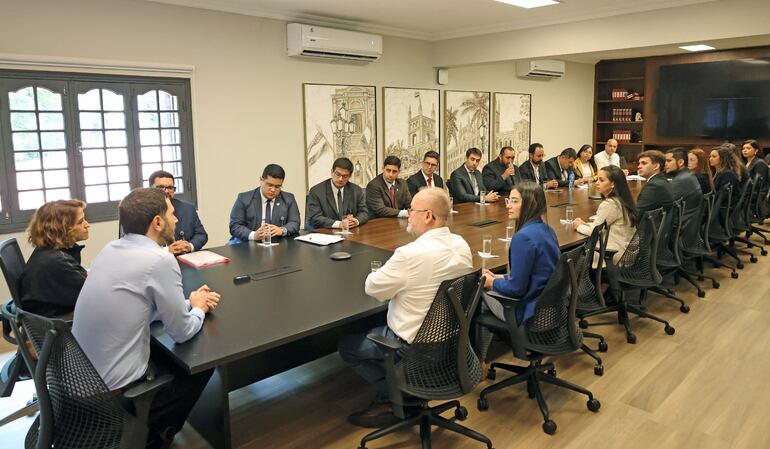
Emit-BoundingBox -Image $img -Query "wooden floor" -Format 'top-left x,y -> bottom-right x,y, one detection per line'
2,243 -> 770,449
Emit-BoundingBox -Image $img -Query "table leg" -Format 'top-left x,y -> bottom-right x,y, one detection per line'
188,365 -> 231,449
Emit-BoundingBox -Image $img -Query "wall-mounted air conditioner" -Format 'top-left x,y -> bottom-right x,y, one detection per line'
287,23 -> 383,62
516,59 -> 566,79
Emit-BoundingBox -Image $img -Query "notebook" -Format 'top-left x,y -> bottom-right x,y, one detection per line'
177,250 -> 230,268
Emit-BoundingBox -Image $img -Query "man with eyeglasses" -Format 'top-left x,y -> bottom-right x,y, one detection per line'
338,187 -> 472,428
407,150 -> 444,197
149,170 -> 208,255
228,164 -> 301,243
306,157 -> 368,230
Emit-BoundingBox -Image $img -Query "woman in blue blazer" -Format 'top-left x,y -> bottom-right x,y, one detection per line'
482,181 -> 560,324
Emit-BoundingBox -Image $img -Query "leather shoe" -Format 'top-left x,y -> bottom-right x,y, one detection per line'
347,402 -> 400,428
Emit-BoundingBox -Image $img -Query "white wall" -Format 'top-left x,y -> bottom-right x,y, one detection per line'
0,0 -> 594,299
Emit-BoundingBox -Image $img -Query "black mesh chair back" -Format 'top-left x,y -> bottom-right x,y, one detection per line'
750,175 -> 767,223
576,222 -> 608,314
0,238 -> 25,304
15,309 -> 139,449
516,246 -> 581,356
708,185 -> 732,243
657,199 -> 684,268
615,208 -> 665,288
731,177 -> 753,233
398,271 -> 483,401
680,192 -> 706,251
683,192 -> 712,256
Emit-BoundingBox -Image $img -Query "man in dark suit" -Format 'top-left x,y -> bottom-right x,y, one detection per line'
482,146 -> 518,197
518,143 -> 558,189
150,170 -> 208,255
229,164 -> 301,243
306,157 -> 368,230
449,148 -> 500,204
664,147 -> 703,212
636,150 -> 674,214
407,150 -> 444,196
544,147 -> 585,188
366,155 -> 412,218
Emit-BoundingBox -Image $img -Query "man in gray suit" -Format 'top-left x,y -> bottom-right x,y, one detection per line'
306,157 -> 368,230
448,147 -> 500,204
229,164 -> 301,243
366,155 -> 412,218
482,146 -> 518,197
407,150 -> 444,196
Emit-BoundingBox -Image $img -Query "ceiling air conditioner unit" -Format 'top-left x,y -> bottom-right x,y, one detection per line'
516,59 -> 565,79
287,23 -> 382,62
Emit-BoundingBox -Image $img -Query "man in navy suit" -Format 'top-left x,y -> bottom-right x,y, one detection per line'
448,148 -> 500,204
149,170 -> 208,255
518,143 -> 558,189
543,147 -> 585,188
407,150 -> 444,196
229,164 -> 301,243
306,157 -> 368,230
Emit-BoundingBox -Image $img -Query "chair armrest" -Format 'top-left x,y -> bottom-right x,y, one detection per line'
123,374 -> 173,401
366,333 -> 403,353
485,290 -> 523,306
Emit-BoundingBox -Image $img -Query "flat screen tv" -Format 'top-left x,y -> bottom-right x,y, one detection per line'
656,58 -> 770,140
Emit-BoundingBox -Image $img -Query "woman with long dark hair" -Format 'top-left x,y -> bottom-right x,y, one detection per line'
742,139 -> 768,188
572,165 -> 637,265
688,147 -> 714,193
481,181 -> 560,324
573,144 -> 597,181
710,147 -> 742,197
19,199 -> 90,316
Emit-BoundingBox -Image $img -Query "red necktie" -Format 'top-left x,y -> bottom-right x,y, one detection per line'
427,177 -> 433,187
389,185 -> 396,208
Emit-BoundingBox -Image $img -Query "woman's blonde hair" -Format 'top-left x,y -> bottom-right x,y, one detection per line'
27,200 -> 86,249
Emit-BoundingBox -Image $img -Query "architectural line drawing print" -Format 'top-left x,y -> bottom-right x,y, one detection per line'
492,92 -> 531,165
303,83 -> 377,190
383,87 -> 440,178
444,90 -> 490,175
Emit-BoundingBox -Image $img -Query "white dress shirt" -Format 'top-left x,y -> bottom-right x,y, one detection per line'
364,227 -> 473,343
248,191 -> 283,240
593,150 -> 620,170
331,180 -> 344,229
72,234 -> 205,390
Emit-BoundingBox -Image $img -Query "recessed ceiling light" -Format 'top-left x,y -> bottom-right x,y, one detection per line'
679,44 -> 715,52
495,0 -> 560,9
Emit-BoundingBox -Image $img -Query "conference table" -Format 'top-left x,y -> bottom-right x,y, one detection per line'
152,182 -> 641,449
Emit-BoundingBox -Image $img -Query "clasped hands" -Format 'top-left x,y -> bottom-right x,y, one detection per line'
190,284 -> 221,313
254,223 -> 284,239
169,239 -> 192,255
340,215 -> 360,228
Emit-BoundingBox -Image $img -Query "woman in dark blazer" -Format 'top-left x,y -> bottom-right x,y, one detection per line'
710,147 -> 742,197
18,199 -> 90,316
688,147 -> 714,194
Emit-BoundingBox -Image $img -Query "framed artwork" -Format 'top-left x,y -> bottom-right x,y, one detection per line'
383,87 -> 440,178
492,92 -> 531,165
444,90 -> 490,175
303,83 -> 377,190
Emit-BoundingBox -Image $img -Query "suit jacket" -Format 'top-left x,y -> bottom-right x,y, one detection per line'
573,159 -> 596,180
668,169 -> 703,213
517,160 -> 549,185
171,198 -> 208,251
406,170 -> 444,197
306,179 -> 368,230
637,172 -> 674,214
19,245 -> 87,317
747,158 -> 769,191
482,158 -> 517,197
366,175 -> 412,218
449,165 -> 485,203
229,188 -> 301,242
543,157 -> 575,187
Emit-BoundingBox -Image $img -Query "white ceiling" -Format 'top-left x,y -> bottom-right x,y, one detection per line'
149,0 -> 720,41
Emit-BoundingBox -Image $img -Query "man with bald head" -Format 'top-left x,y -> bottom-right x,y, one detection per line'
593,138 -> 629,175
338,187 -> 473,428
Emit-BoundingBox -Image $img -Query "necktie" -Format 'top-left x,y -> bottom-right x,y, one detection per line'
389,185 -> 396,208
470,172 -> 478,195
336,188 -> 343,217
562,169 -> 567,181
427,176 -> 432,187
264,199 -> 272,225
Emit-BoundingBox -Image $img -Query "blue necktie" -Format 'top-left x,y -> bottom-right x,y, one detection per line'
264,199 -> 272,225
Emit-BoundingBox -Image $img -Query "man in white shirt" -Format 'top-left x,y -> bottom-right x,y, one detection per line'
339,187 -> 473,428
73,187 -> 221,449
593,138 -> 629,175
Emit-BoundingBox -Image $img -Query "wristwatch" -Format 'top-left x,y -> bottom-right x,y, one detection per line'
281,227 -> 287,236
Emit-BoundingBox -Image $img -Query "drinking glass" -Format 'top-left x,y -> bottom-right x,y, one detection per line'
565,206 -> 574,223
341,218 -> 350,235
482,234 -> 492,256
371,260 -> 382,272
479,191 -> 487,205
506,225 -> 514,240
449,196 -> 458,214
262,228 -> 272,246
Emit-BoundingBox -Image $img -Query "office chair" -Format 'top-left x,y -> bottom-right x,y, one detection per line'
0,238 -> 30,398
357,272 -> 493,449
705,185 -> 741,278
730,176 -> 766,259
677,192 -> 717,296
13,308 -> 173,449
476,247 -> 601,435
649,199 -> 692,309
748,175 -> 770,245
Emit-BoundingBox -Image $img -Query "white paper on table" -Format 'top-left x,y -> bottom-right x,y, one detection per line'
474,202 -> 491,206
626,174 -> 646,181
477,251 -> 499,259
294,233 -> 344,246
560,219 -> 574,225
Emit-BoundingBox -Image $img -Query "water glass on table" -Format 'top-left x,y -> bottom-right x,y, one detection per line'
262,228 -> 272,246
565,206 -> 574,223
370,260 -> 382,273
341,218 -> 350,235
482,234 -> 492,256
479,191 -> 487,205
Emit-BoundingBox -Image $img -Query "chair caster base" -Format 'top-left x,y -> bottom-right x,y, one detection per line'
680,305 -> 690,313
626,333 -> 637,344
594,365 -> 604,376
543,419 -> 557,435
598,341 -> 608,352
455,406 -> 468,420
665,325 -> 676,335
731,272 -> 739,279
477,397 -> 489,411
587,398 -> 601,412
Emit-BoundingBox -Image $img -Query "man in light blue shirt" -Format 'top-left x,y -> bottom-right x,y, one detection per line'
73,187 -> 221,449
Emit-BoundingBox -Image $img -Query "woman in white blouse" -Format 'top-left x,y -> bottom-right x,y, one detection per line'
572,165 -> 637,264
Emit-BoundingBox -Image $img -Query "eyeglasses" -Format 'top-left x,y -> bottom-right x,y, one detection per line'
504,198 -> 520,206
332,170 -> 351,180
407,208 -> 431,215
423,161 -> 438,168
154,185 -> 176,192
263,181 -> 283,190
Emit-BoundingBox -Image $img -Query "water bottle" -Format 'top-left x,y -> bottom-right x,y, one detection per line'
568,171 -> 575,191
